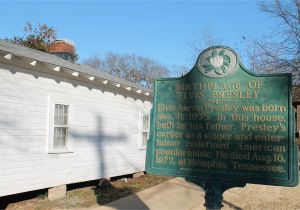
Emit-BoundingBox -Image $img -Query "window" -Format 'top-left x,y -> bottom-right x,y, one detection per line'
53,104 -> 68,149
140,115 -> 150,149
48,99 -> 72,153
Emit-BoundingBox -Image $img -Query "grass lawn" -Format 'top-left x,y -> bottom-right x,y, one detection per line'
4,174 -> 172,210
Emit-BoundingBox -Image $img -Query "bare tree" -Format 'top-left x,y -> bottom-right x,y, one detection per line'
248,0 -> 300,83
82,54 -> 102,69
169,65 -> 190,77
188,28 -> 223,65
82,53 -> 169,88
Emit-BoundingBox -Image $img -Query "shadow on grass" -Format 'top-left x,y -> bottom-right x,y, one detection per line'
93,175 -> 150,210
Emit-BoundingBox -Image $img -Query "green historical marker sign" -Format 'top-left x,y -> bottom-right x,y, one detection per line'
146,46 -> 298,209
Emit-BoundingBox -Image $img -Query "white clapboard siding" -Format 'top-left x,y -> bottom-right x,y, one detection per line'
0,151 -> 141,170
0,153 -> 140,179
0,164 -> 141,197
0,63 -> 151,197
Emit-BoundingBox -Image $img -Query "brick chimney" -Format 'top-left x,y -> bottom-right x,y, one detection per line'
49,39 -> 76,63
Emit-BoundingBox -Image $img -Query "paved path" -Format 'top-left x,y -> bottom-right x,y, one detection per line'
87,178 -> 205,210
82,177 -> 300,210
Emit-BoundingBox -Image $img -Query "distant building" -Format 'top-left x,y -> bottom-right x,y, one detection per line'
0,40 -> 152,197
49,39 -> 77,63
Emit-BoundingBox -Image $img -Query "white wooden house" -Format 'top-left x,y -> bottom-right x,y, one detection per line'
0,40 -> 152,197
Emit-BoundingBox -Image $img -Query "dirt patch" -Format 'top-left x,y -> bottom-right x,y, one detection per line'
222,182 -> 300,210
4,174 -> 171,210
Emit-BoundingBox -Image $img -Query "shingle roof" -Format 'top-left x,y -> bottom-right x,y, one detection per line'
0,40 -> 152,94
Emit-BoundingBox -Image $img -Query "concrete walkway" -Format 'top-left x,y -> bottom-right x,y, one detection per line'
88,178 -> 205,210
83,177 -> 300,210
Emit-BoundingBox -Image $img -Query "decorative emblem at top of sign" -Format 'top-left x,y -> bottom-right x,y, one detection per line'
197,47 -> 238,78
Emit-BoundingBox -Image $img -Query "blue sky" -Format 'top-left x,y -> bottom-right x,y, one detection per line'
0,0 -> 276,71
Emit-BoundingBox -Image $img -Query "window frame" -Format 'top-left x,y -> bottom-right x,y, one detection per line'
48,96 -> 73,154
139,112 -> 150,150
